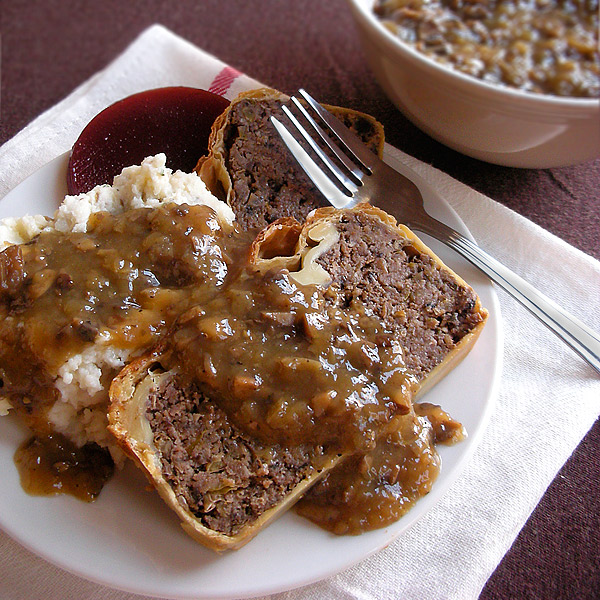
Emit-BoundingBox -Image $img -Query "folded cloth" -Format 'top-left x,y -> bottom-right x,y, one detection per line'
1,24 -> 599,600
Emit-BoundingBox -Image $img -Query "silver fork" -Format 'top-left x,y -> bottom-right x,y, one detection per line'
271,89 -> 600,374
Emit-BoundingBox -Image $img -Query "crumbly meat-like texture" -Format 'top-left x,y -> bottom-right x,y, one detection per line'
146,377 -> 320,536
224,98 -> 381,231
316,211 -> 485,378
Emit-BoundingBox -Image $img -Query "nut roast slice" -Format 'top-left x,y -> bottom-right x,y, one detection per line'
109,353 -> 344,551
252,204 -> 488,394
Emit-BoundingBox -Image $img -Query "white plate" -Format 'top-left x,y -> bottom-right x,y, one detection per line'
0,151 -> 502,599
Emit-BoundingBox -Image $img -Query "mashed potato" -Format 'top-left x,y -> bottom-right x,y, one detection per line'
1,154 -> 234,249
0,155 -> 235,461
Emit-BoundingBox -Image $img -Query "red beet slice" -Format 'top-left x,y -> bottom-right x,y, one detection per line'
67,87 -> 230,195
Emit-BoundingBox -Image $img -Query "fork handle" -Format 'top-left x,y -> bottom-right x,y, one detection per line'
416,219 -> 600,375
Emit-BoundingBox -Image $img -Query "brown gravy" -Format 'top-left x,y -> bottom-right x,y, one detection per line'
296,403 -> 463,534
14,433 -> 114,502
165,267 -> 415,454
157,254 -> 464,534
1,202 -> 235,370
1,203 -> 244,499
2,202 -> 465,534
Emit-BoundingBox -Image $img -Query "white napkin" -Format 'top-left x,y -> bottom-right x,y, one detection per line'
1,24 -> 599,600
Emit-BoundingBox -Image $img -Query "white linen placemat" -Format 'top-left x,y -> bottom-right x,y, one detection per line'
1,24 -> 599,600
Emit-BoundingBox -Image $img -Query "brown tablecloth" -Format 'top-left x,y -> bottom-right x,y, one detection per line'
1,1 -> 599,598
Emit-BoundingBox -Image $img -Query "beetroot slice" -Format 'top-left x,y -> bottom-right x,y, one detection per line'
67,87 -> 230,195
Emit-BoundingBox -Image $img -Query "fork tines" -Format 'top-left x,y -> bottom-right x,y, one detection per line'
296,89 -> 375,174
270,89 -> 374,209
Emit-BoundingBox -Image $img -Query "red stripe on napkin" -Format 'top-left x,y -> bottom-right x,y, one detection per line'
208,66 -> 242,96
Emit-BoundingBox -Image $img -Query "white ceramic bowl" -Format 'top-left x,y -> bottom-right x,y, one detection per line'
347,0 -> 600,168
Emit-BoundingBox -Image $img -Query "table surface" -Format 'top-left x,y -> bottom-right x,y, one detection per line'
1,1 -> 599,598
